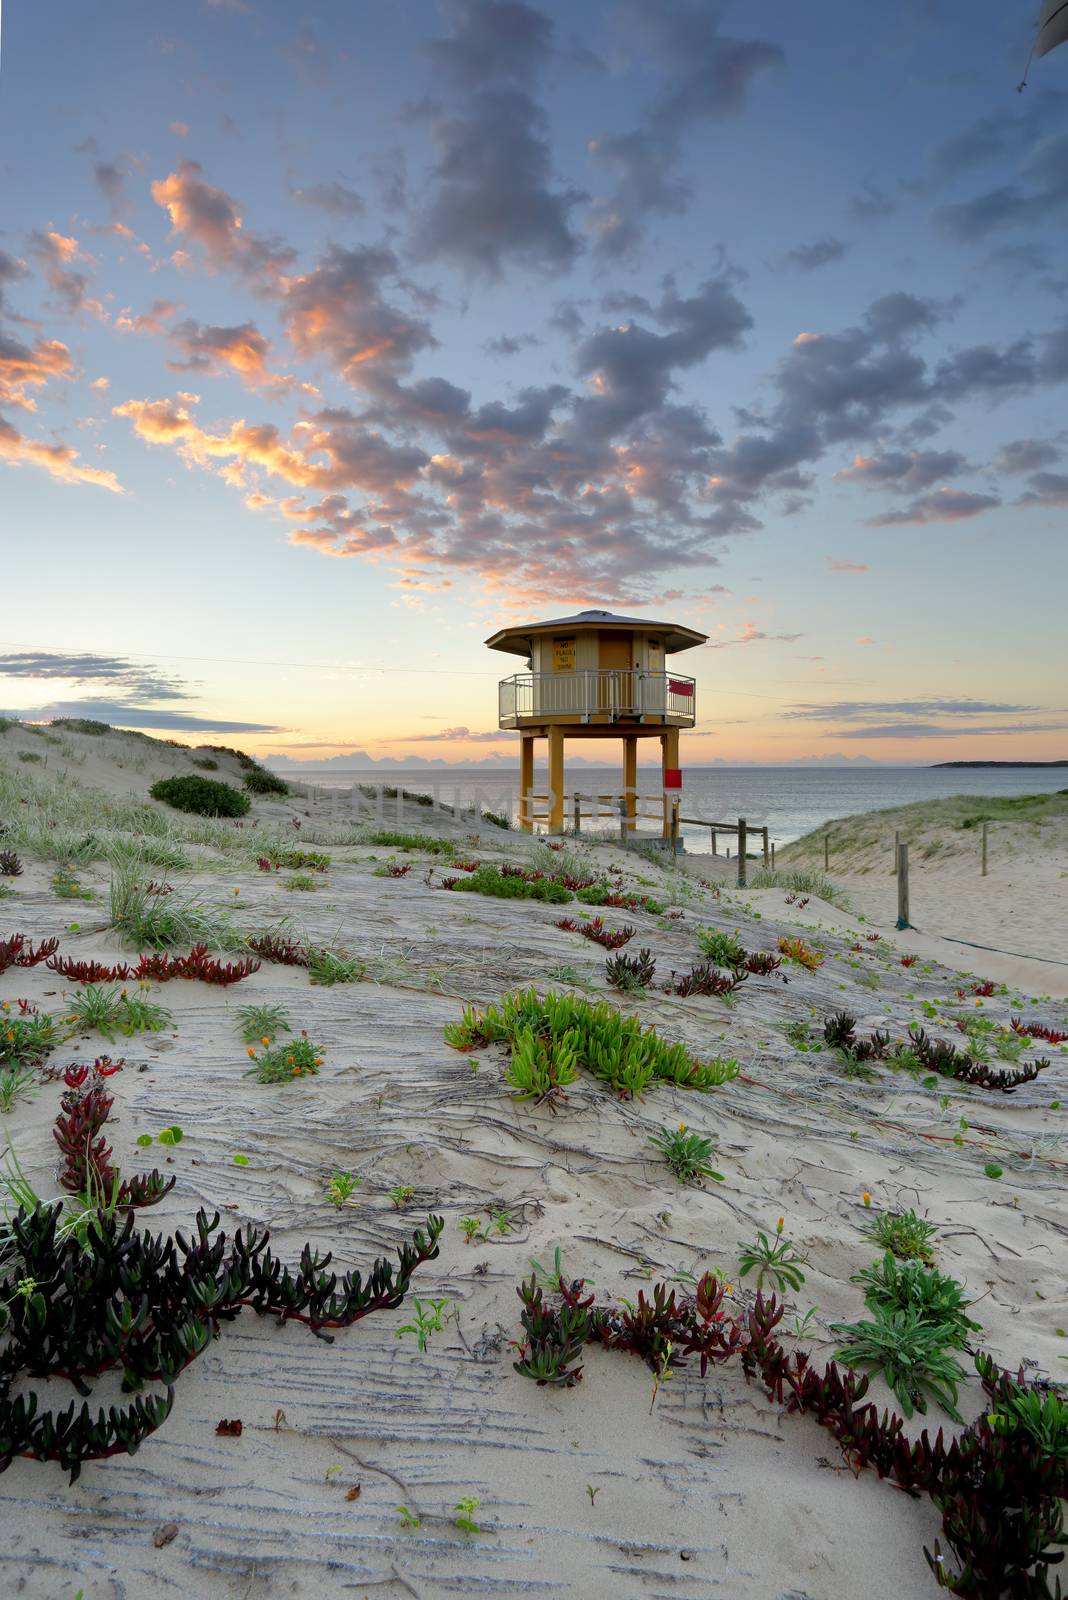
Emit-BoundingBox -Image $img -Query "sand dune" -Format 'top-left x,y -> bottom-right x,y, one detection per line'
0,725 -> 1063,1598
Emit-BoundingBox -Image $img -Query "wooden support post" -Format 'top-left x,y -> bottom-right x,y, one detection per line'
771,842 -> 776,870
671,798 -> 680,852
573,794 -> 581,835
659,725 -> 679,839
737,817 -> 748,888
896,841 -> 910,929
548,726 -> 565,836
623,735 -> 637,835
710,828 -> 717,856
618,797 -> 627,844
519,735 -> 534,834
981,820 -> 988,877
762,827 -> 769,867
824,831 -> 830,871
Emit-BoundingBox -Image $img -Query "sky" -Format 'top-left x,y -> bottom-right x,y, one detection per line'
1,0 -> 1067,767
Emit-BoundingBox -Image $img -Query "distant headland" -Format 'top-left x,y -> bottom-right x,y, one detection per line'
930,760 -> 1068,769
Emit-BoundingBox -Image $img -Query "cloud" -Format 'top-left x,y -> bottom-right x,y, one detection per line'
0,413 -> 123,492
426,0 -> 553,87
2,698 -> 279,733
289,181 -> 364,217
483,332 -> 539,356
151,160 -> 295,280
1017,469 -> 1068,508
169,121 -> 189,137
993,438 -> 1061,473
835,447 -> 967,493
415,90 -> 586,278
785,698 -> 1042,722
30,230 -> 102,318
279,244 -> 435,380
864,487 -> 1000,525
166,317 -> 315,394
785,237 -> 849,273
115,299 -> 180,336
705,623 -> 802,650
0,332 -> 72,412
585,1 -> 782,259
396,724 -> 514,742
92,151 -> 137,219
848,183 -> 897,221
835,721 -> 1068,740
935,133 -> 1068,242
826,558 -> 869,573
0,651 -> 187,699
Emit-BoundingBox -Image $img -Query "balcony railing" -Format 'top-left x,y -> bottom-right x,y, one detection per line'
498,670 -> 696,728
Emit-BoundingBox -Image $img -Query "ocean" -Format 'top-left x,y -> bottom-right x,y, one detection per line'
287,765 -> 1067,850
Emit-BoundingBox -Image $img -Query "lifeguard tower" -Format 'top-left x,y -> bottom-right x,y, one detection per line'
486,608 -> 707,837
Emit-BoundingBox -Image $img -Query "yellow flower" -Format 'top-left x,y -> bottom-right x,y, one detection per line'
678,1123 -> 687,1133
261,1036 -> 270,1046
234,888 -> 241,895
725,1283 -> 733,1294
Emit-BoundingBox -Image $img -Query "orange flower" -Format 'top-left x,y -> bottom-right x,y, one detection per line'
776,1216 -> 785,1231
862,1191 -> 871,1206
247,1046 -> 256,1059
292,1065 -> 301,1075
261,1036 -> 270,1046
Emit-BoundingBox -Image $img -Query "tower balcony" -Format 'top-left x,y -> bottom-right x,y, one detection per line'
498,670 -> 696,730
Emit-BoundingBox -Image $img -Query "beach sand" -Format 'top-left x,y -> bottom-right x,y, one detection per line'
0,726 -> 1064,1599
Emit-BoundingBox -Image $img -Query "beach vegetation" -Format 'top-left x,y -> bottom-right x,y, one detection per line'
52,866 -> 94,901
866,1209 -> 938,1264
648,1123 -> 723,1185
0,935 -> 60,974
777,936 -> 824,971
605,948 -> 655,992
364,830 -> 457,855
307,945 -> 364,985
388,1184 -> 416,1208
0,1065 -> 38,1113
149,775 -> 251,818
67,986 -> 172,1042
236,1003 -> 291,1045
244,1034 -> 323,1083
737,1218 -> 806,1293
449,864 -> 572,903
0,852 -> 22,877
395,1295 -> 452,1352
555,914 -> 632,948
446,989 -> 740,1100
0,1199 -> 442,1479
662,961 -> 746,999
512,1272 -> 1067,1596
696,927 -> 745,967
283,872 -> 317,891
324,1170 -> 362,1208
832,1307 -> 968,1422
110,866 -> 241,950
242,767 -> 289,796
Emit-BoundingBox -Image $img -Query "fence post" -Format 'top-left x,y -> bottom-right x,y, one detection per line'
618,797 -> 627,845
823,831 -> 829,872
573,794 -> 581,835
737,817 -> 748,888
771,842 -> 776,871
762,827 -> 769,867
671,799 -> 680,852
896,841 -> 910,929
710,828 -> 717,855
981,821 -> 988,877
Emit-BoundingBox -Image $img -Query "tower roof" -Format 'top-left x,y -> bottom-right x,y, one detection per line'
485,608 -> 707,658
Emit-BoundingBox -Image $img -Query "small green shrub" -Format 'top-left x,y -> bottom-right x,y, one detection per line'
365,831 -> 456,856
446,989 -> 740,1100
17,752 -> 43,765
50,718 -> 111,736
245,1035 -> 323,1083
450,865 -> 572,904
866,1209 -> 937,1264
243,767 -> 290,796
192,756 -> 218,771
283,873 -> 316,892
696,927 -> 745,967
149,775 -> 250,818
235,1003 -> 291,1045
648,1123 -> 723,1185
307,947 -> 364,985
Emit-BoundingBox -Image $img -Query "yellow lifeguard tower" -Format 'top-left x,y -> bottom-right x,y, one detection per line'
486,607 -> 707,836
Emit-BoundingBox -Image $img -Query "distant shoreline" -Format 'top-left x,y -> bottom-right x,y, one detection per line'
929,760 -> 1068,769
